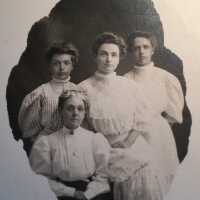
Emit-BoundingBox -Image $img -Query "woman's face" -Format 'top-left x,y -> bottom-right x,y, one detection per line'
96,43 -> 120,74
50,53 -> 73,80
131,37 -> 154,66
62,96 -> 85,130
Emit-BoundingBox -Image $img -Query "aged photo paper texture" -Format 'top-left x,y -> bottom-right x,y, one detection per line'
0,0 -> 200,199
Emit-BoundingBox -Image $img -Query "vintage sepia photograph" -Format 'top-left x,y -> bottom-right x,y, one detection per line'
0,0 -> 200,199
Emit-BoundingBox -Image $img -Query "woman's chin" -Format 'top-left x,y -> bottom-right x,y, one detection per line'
57,76 -> 69,80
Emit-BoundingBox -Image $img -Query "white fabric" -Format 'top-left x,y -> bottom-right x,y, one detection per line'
18,78 -> 76,139
79,72 -> 153,145
124,63 -> 184,123
48,179 -> 76,197
122,63 -> 184,198
79,70 -> 184,200
29,126 -> 110,198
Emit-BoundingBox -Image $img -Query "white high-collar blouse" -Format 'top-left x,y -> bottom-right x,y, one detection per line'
79,71 -> 153,147
124,62 -> 184,123
122,62 -> 184,197
29,126 -> 110,199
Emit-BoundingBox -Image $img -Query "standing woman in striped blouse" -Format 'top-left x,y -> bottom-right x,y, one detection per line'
18,42 -> 78,154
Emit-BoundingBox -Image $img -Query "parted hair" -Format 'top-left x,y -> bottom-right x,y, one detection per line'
58,87 -> 89,115
45,42 -> 79,65
127,31 -> 158,52
92,32 -> 127,59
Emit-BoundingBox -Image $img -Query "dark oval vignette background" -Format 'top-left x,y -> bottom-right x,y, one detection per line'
6,0 -> 192,162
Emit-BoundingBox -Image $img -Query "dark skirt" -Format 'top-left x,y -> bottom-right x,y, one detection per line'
57,192 -> 112,200
56,178 -> 112,200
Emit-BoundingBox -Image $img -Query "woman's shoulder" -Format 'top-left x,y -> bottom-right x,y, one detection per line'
118,74 -> 135,82
33,134 -> 50,148
22,83 -> 49,105
78,127 -> 107,141
153,66 -> 177,79
33,82 -> 50,93
41,129 -> 62,146
153,66 -> 181,89
78,126 -> 94,136
116,75 -> 141,90
79,76 -> 94,85
66,81 -> 77,88
78,76 -> 96,92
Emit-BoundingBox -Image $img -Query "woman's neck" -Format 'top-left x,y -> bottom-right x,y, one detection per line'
95,71 -> 116,78
134,62 -> 154,69
94,71 -> 116,83
51,76 -> 71,84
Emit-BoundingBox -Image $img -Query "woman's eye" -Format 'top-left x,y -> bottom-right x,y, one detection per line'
144,45 -> 150,49
51,61 -> 60,66
66,106 -> 74,111
99,51 -> 107,56
78,106 -> 85,112
64,61 -> 72,65
112,52 -> 118,57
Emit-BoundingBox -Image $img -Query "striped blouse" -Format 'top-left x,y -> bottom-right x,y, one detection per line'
18,78 -> 76,139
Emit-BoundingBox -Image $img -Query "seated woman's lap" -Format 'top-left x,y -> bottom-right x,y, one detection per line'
57,192 -> 112,200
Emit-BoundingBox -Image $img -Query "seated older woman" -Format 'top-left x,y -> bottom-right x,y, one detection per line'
29,88 -> 111,200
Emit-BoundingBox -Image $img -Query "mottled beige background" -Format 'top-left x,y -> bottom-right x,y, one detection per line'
0,0 -> 199,199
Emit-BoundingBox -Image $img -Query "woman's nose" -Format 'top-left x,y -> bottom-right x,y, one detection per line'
73,108 -> 79,116
60,62 -> 65,70
139,47 -> 145,55
106,55 -> 112,62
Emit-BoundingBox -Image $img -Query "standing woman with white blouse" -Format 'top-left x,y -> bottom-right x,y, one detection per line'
79,32 -> 174,200
124,31 -> 184,198
18,42 -> 78,154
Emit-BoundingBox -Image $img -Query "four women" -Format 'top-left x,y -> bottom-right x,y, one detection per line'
18,32 -> 184,200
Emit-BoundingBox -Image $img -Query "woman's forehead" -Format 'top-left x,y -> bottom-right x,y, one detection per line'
133,37 -> 151,44
64,95 -> 85,106
98,43 -> 119,52
51,53 -> 72,61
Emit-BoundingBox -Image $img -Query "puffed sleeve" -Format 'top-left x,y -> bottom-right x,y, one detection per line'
29,135 -> 52,177
84,133 -> 110,200
30,136 -> 77,198
18,86 -> 43,139
164,72 -> 184,124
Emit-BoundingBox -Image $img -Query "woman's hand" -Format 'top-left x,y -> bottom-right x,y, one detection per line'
74,190 -> 87,200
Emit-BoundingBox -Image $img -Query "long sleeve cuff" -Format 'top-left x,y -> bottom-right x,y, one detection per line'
48,179 -> 76,197
84,181 -> 110,200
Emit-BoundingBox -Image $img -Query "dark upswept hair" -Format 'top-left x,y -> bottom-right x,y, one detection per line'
92,32 -> 127,59
127,31 -> 158,52
45,42 -> 79,65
